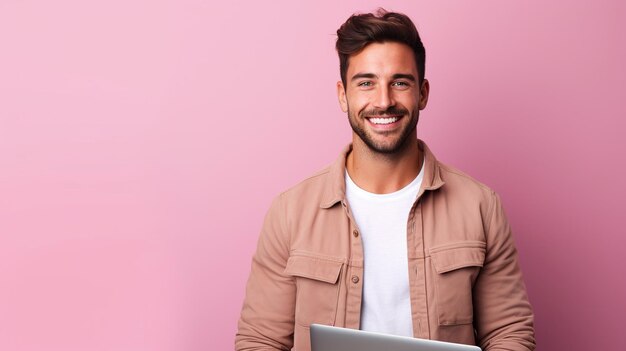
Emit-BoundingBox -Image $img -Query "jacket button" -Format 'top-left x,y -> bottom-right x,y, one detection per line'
353,229 -> 359,237
351,275 -> 359,284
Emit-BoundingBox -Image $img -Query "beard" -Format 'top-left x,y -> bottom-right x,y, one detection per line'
347,106 -> 419,154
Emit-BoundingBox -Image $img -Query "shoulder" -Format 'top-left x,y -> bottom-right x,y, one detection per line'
265,163 -> 334,220
280,165 -> 332,199
438,162 -> 493,194
435,161 -> 498,212
431,161 -> 511,248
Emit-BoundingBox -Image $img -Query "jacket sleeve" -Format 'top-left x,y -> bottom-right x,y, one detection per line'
473,192 -> 535,351
235,194 -> 295,351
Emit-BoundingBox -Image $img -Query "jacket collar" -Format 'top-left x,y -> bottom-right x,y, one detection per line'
320,139 -> 445,209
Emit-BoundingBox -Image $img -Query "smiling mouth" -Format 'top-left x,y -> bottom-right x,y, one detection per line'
368,116 -> 400,125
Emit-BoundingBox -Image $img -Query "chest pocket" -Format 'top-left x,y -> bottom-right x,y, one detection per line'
284,254 -> 343,327
430,241 -> 486,326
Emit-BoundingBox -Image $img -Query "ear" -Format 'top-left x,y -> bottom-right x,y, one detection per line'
418,79 -> 430,110
337,81 -> 348,112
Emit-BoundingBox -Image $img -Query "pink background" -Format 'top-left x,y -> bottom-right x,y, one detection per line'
1,1 -> 625,350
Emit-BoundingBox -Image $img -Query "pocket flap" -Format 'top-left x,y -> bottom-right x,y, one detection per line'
285,255 -> 343,284
430,242 -> 486,274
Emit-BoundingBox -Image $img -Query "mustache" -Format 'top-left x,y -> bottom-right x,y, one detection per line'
360,107 -> 409,118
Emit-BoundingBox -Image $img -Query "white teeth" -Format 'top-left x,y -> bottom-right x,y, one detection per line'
369,117 -> 398,125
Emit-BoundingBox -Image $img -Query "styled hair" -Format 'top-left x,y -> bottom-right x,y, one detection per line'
336,8 -> 426,86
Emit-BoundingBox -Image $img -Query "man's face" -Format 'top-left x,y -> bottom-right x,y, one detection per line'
337,41 -> 429,154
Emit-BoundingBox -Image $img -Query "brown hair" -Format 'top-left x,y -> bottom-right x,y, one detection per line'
336,8 -> 426,86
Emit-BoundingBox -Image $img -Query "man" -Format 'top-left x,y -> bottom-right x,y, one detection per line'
236,9 -> 535,351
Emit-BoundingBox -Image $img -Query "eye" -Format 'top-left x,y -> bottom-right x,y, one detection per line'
392,81 -> 411,90
358,81 -> 373,87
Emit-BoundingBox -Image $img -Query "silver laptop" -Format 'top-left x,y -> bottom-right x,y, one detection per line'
310,324 -> 481,351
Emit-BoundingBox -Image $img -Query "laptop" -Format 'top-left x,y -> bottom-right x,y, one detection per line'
310,324 -> 482,351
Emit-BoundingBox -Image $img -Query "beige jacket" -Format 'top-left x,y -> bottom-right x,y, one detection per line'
236,140 -> 535,351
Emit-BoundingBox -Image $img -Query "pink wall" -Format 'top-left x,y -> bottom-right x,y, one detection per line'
1,1 -> 625,350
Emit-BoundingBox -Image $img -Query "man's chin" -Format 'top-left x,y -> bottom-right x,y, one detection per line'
364,140 -> 407,155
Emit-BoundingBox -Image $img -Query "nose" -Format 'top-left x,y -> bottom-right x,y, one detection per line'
373,84 -> 396,110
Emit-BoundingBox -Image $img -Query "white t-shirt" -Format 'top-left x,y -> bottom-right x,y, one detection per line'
345,162 -> 424,337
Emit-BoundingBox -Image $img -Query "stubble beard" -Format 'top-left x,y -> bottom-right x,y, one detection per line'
347,106 -> 419,155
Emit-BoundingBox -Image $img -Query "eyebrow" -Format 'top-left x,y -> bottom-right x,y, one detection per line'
350,73 -> 416,82
392,73 -> 416,81
351,73 -> 377,81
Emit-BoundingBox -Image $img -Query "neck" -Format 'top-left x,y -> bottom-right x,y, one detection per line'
346,137 -> 422,194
